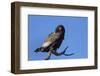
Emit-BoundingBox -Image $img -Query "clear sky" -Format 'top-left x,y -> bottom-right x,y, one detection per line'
28,15 -> 88,61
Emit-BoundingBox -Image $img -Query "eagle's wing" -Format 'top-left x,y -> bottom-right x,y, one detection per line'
42,32 -> 60,48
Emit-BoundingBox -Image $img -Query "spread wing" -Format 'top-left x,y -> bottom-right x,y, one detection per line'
42,33 -> 60,48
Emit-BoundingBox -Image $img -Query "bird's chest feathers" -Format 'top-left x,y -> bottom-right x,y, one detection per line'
42,33 -> 61,48
42,41 -> 52,47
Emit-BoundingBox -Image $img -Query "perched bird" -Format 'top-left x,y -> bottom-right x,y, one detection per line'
34,25 -> 73,60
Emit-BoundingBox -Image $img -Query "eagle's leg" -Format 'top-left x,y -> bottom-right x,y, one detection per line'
44,51 -> 52,60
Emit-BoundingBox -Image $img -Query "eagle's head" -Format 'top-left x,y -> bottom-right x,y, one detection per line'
55,25 -> 65,39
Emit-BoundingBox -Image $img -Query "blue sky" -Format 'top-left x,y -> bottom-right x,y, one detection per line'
28,15 -> 88,61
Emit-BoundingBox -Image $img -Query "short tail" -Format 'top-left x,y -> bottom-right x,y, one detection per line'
34,48 -> 41,52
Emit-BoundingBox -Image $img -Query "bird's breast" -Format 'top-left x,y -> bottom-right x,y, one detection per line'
42,41 -> 52,47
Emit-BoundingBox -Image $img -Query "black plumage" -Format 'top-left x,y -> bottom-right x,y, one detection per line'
35,25 -> 65,52
34,25 -> 73,60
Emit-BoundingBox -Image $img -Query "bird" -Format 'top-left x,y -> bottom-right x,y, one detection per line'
34,25 -> 74,60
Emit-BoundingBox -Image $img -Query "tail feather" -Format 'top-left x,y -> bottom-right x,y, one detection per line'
34,48 -> 41,52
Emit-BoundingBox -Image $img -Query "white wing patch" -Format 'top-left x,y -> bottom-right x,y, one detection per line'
42,41 -> 52,47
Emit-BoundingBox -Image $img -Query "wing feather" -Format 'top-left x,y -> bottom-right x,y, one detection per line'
42,33 -> 60,47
